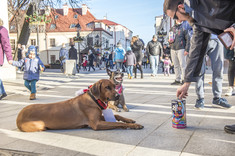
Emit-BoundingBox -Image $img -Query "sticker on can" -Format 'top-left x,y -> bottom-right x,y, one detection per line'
171,99 -> 186,129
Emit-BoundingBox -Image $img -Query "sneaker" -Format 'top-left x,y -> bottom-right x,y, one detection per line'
225,87 -> 235,96
151,74 -> 155,77
181,80 -> 185,85
212,97 -> 232,109
0,93 -> 7,100
195,98 -> 204,110
171,80 -> 181,85
224,124 -> 235,134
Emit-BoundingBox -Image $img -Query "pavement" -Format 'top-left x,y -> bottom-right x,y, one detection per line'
0,67 -> 235,156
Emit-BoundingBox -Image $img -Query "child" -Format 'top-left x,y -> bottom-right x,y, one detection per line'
10,45 -> 45,100
162,55 -> 172,76
82,56 -> 88,71
142,54 -> 148,68
125,47 -> 136,79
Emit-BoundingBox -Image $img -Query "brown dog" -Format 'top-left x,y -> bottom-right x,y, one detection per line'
16,79 -> 143,132
107,69 -> 129,112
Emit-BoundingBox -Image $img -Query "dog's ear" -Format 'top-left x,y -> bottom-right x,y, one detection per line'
90,80 -> 102,99
106,69 -> 112,76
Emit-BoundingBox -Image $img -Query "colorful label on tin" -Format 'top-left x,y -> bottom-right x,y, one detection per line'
172,100 -> 186,129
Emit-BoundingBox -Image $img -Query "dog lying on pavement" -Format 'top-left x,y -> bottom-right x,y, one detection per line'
16,79 -> 143,132
106,69 -> 129,112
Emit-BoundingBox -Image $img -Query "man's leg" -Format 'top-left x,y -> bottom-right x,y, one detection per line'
155,55 -> 159,76
208,39 -> 231,108
177,49 -> 187,83
171,49 -> 181,84
150,55 -> 156,76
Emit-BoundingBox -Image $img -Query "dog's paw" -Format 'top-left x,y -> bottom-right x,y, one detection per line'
132,124 -> 144,130
123,107 -> 129,112
115,108 -> 121,112
126,119 -> 136,123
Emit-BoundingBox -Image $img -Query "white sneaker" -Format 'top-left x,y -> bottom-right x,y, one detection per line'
225,87 -> 235,96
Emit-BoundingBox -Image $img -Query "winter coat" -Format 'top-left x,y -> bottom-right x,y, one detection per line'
146,40 -> 163,57
59,48 -> 69,63
125,51 -> 136,66
169,23 -> 190,52
12,57 -> 45,81
88,53 -> 95,65
113,47 -> 125,62
0,26 -> 13,66
183,0 -> 235,82
69,46 -> 77,60
17,48 -> 22,60
131,40 -> 144,62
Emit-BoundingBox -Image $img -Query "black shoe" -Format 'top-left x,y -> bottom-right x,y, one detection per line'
224,124 -> 235,134
0,93 -> 7,100
171,80 -> 181,85
181,80 -> 184,85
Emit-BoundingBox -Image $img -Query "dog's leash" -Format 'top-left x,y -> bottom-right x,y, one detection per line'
87,91 -> 108,110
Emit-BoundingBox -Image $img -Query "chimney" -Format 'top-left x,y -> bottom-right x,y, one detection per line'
103,16 -> 107,20
45,6 -> 51,16
82,4 -> 88,15
63,3 -> 68,16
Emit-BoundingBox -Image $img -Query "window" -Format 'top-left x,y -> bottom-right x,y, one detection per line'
10,39 -> 15,50
86,23 -> 94,29
70,24 -> 76,28
50,24 -> 56,29
30,39 -> 36,46
50,38 -> 55,47
55,15 -> 59,19
50,55 -> 56,64
74,15 -> 78,19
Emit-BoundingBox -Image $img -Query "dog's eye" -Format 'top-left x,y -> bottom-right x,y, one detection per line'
105,86 -> 111,90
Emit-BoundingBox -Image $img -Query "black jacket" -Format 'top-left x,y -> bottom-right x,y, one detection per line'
184,0 -> 235,82
131,40 -> 144,62
69,46 -> 77,60
146,40 -> 163,57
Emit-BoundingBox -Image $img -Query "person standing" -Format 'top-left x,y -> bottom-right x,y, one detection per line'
17,43 -> 22,73
169,20 -> 190,85
0,18 -> 13,100
146,35 -> 163,77
113,42 -> 125,72
59,43 -> 68,73
69,44 -> 78,68
131,36 -> 144,78
194,34 -> 231,109
125,47 -> 136,79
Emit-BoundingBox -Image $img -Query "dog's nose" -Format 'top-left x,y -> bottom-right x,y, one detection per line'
115,93 -> 120,100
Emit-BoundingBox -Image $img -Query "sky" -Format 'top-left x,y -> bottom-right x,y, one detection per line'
86,0 -> 165,45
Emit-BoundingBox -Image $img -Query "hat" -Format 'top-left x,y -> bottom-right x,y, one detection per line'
27,45 -> 37,56
127,47 -> 132,52
117,42 -> 122,47
153,35 -> 157,39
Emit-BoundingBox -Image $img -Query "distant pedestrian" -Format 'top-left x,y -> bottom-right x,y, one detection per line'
0,18 -> 13,100
131,36 -> 144,78
146,35 -> 163,77
88,50 -> 95,71
17,43 -> 22,73
162,55 -> 172,76
113,42 -> 125,72
9,45 -> 45,100
82,56 -> 88,71
59,43 -> 68,73
125,47 -> 136,79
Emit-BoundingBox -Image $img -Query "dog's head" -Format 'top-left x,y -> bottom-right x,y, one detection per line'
90,79 -> 119,102
106,69 -> 124,85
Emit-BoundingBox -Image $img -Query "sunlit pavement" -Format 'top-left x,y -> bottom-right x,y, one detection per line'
0,67 -> 235,156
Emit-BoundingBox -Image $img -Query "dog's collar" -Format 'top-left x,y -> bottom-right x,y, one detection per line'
115,84 -> 123,95
87,91 -> 108,110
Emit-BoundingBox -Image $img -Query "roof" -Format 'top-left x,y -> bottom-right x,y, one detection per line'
94,19 -> 118,26
45,8 -> 96,32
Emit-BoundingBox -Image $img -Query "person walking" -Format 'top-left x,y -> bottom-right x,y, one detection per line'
0,18 -> 13,100
88,50 -> 95,71
194,34 -> 231,109
59,43 -> 68,73
125,47 -> 136,79
146,35 -> 163,77
169,20 -> 190,85
10,45 -> 45,100
17,43 -> 22,73
131,36 -> 144,78
113,42 -> 125,72
69,44 -> 78,71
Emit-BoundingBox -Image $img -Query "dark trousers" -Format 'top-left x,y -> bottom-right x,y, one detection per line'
134,64 -> 143,78
228,59 -> 235,86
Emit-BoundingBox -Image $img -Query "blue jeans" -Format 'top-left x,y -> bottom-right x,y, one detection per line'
149,55 -> 159,75
24,80 -> 37,94
0,79 -> 6,95
116,62 -> 123,72
126,65 -> 134,77
195,39 -> 224,99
